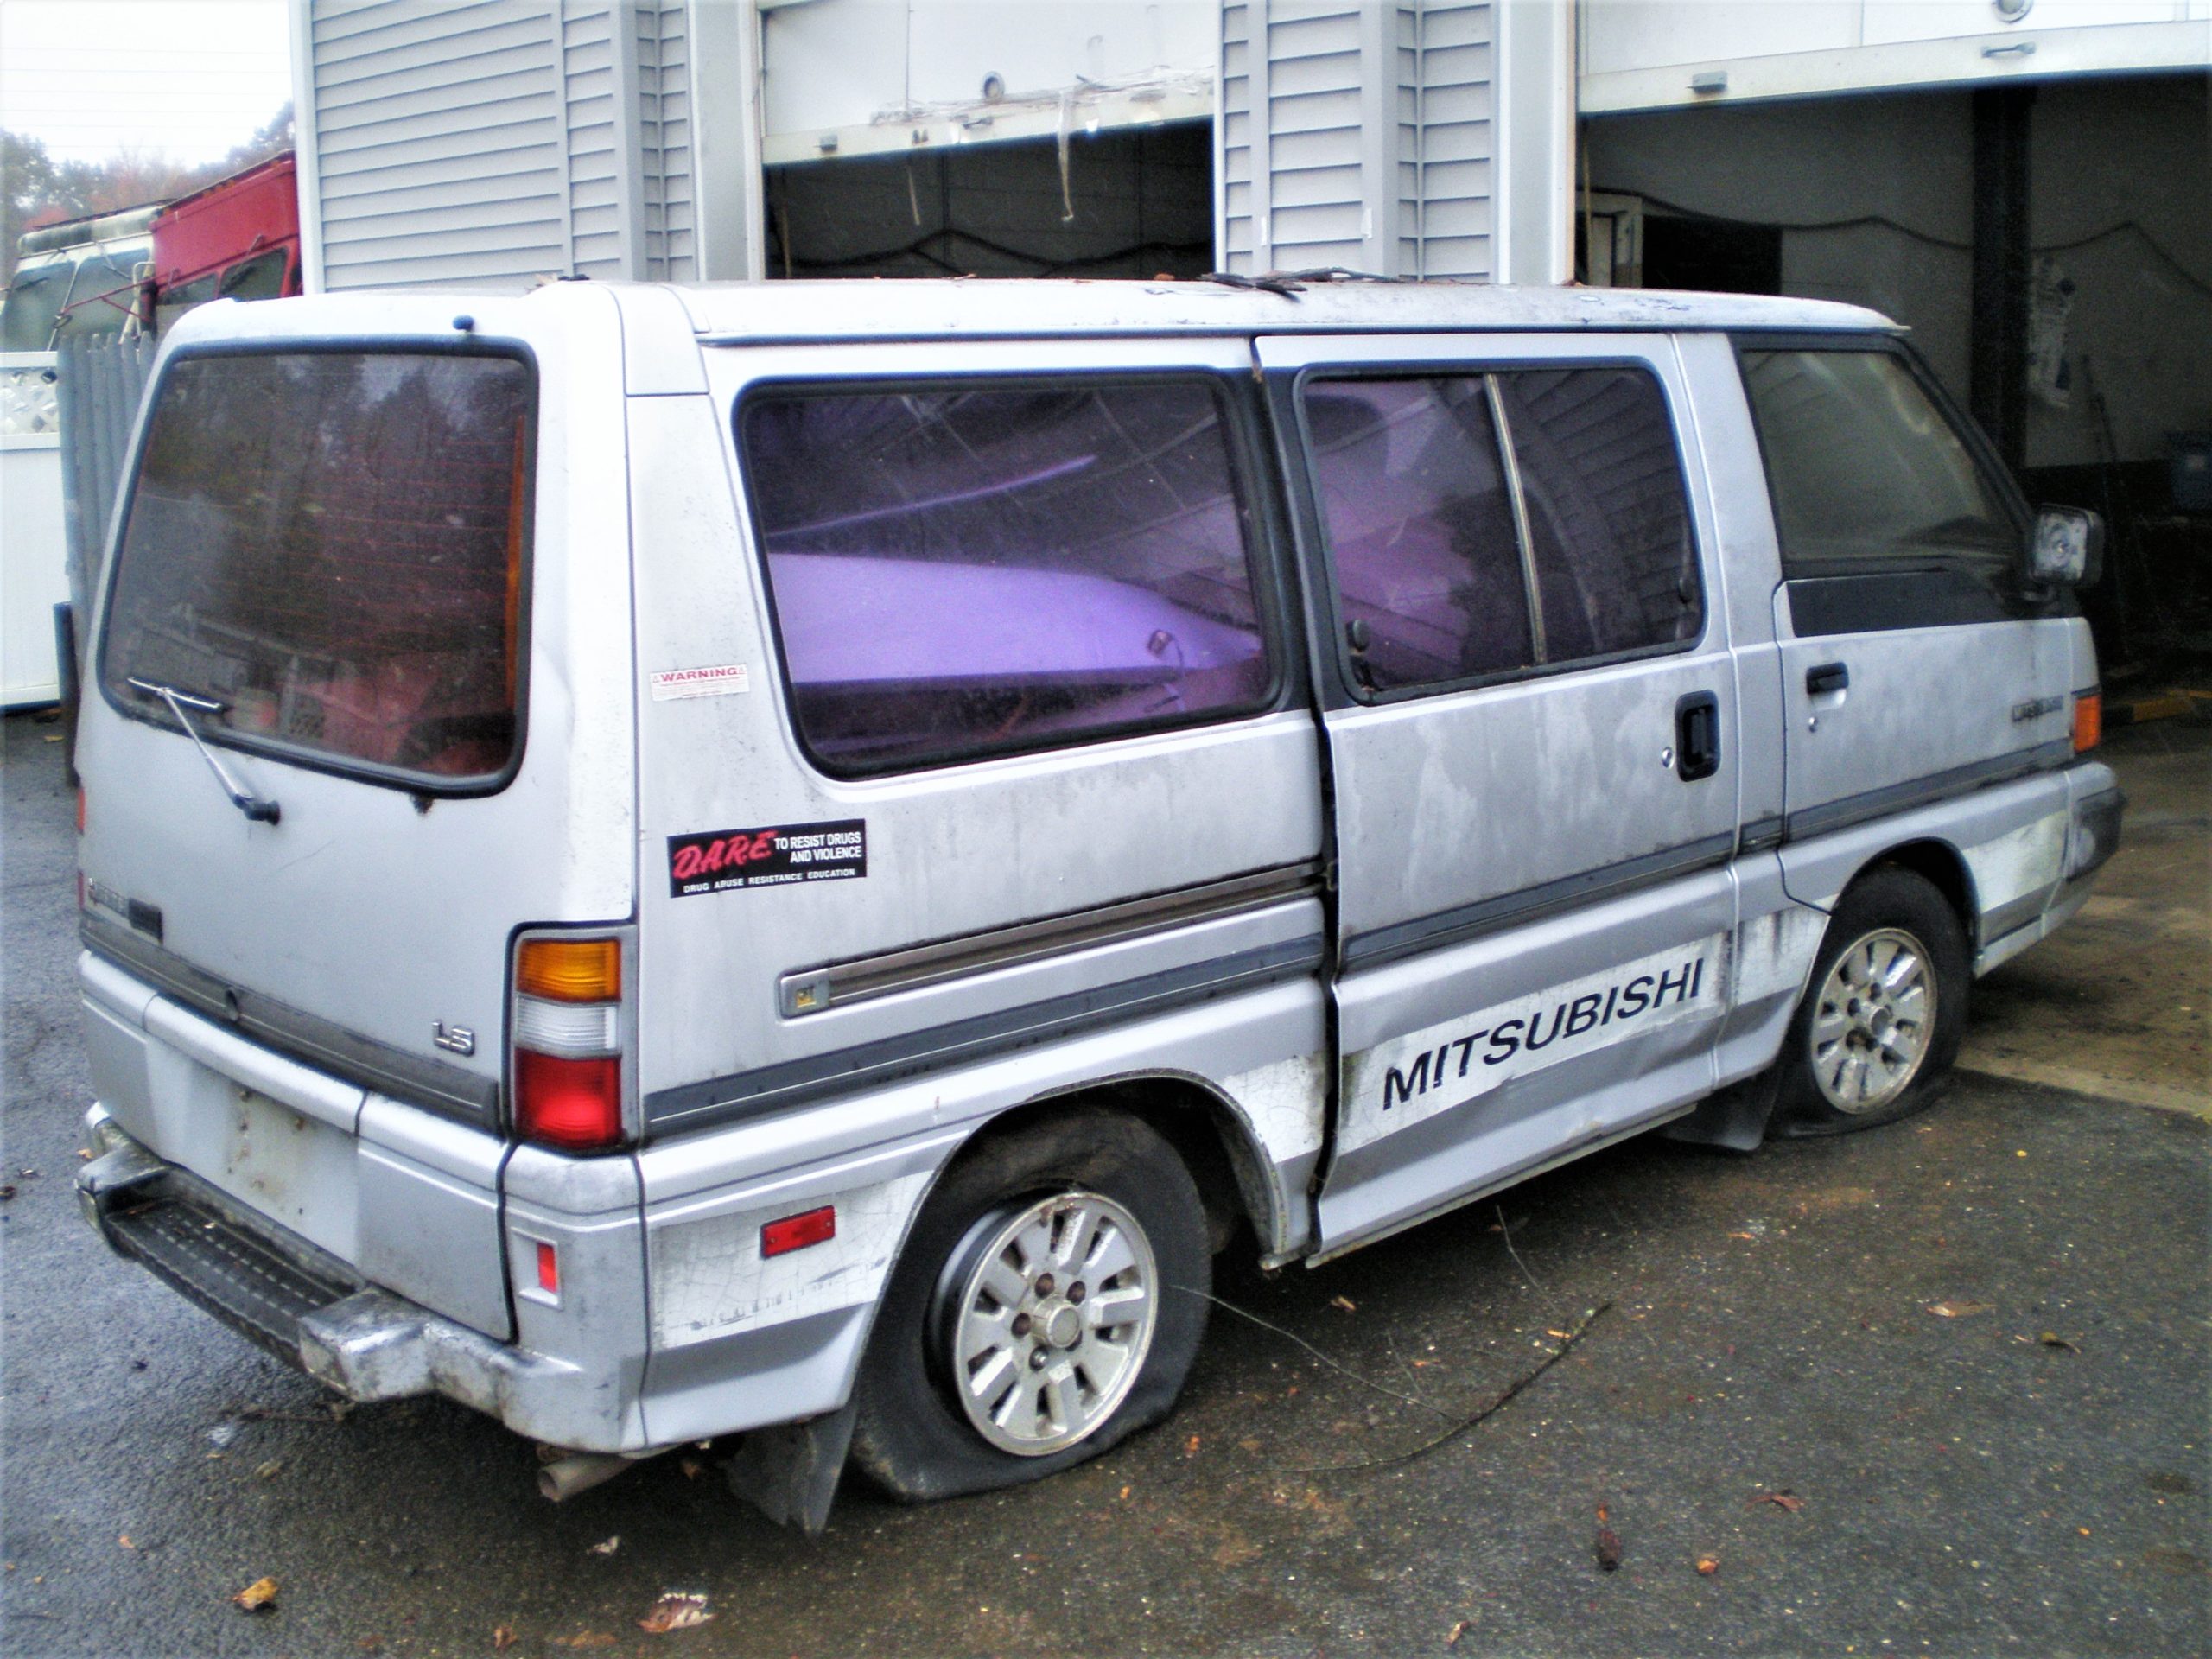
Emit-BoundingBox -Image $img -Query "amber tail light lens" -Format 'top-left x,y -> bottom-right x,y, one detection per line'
2073,691 -> 2101,753
512,931 -> 629,1153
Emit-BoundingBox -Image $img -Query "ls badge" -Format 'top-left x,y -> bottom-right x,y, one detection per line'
432,1021 -> 476,1057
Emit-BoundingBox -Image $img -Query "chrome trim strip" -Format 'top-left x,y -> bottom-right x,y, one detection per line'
651,934 -> 1326,1140
1339,832 -> 1738,974
1485,374 -> 1548,663
1779,739 -> 2076,844
777,861 -> 1325,1017
79,915 -> 499,1127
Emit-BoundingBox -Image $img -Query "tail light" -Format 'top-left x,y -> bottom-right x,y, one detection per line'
512,931 -> 631,1153
2072,690 -> 2101,753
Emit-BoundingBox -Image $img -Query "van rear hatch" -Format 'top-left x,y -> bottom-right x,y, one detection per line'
77,311 -> 638,1340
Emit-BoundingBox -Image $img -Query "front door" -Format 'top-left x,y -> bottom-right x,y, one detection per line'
1258,333 -> 1745,1251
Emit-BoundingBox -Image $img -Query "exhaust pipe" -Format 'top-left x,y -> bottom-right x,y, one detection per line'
538,1452 -> 635,1503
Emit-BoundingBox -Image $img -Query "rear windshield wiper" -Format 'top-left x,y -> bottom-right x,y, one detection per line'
126,678 -> 282,824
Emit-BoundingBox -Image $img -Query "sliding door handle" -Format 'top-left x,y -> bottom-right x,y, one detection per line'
1675,691 -> 1720,782
1806,662 -> 1850,696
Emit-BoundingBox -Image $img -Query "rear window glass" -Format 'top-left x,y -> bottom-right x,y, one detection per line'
741,380 -> 1274,774
101,351 -> 532,786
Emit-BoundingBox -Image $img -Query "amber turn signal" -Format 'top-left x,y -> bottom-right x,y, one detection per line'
517,937 -> 621,1001
2072,691 -> 2101,753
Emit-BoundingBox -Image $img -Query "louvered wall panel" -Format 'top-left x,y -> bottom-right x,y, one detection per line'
563,1 -> 625,279
312,0 -> 569,289
1217,0 -> 1497,281
639,1 -> 696,281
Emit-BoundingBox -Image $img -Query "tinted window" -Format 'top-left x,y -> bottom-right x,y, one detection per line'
1740,347 -> 2018,575
741,381 -> 1272,774
1304,365 -> 1699,696
1303,378 -> 1532,691
1497,369 -> 1700,660
218,250 -> 289,301
102,352 -> 532,785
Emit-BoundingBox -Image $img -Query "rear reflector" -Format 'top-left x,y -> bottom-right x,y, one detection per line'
518,938 -> 622,1002
535,1239 -> 560,1295
761,1206 -> 836,1258
2072,691 -> 2101,753
514,1051 -> 622,1152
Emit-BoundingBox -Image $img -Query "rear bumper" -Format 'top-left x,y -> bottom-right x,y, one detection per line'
77,1108 -> 602,1446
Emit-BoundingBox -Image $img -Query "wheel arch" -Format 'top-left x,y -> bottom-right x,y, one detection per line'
1856,837 -> 1978,943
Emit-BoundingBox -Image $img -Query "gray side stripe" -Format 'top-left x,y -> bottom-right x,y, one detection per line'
645,934 -> 1327,1140
80,915 -> 499,1127
779,861 -> 1324,1017
1340,832 -> 1738,975
1780,739 -> 2075,843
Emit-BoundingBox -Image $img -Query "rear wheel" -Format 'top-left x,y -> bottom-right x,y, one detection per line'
849,1108 -> 1211,1502
1774,868 -> 1969,1135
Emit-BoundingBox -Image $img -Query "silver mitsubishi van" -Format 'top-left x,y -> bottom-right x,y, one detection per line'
73,278 -> 2121,1527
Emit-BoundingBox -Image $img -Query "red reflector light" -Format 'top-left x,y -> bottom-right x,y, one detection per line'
2073,692 -> 2102,753
761,1205 -> 836,1258
535,1239 -> 560,1294
514,1051 -> 622,1151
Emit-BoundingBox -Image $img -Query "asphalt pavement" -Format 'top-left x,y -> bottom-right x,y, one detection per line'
3,710 -> 2206,1658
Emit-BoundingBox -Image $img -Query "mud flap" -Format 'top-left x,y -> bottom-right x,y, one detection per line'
1661,1070 -> 1779,1153
723,1402 -> 858,1535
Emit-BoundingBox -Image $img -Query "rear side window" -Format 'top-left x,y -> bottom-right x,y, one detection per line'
1739,347 -> 2019,576
1303,365 -> 1700,696
101,350 -> 532,787
740,380 -> 1274,774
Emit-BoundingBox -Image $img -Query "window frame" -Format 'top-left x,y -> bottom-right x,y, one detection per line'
1287,355 -> 1711,709
94,336 -> 540,801
733,367 -> 1298,781
1732,330 -> 2036,575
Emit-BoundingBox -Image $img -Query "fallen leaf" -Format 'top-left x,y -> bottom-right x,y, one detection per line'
118,1535 -> 134,1550
1184,1434 -> 1201,1456
1696,1554 -> 1720,1575
1118,1485 -> 1131,1500
493,1625 -> 519,1650
1330,1295 -> 1357,1313
1925,1300 -> 1994,1319
0,1186 -> 15,1201
1749,1491 -> 1805,1513
1595,1526 -> 1624,1573
550,1634 -> 617,1649
2039,1332 -> 2082,1353
255,1459 -> 284,1481
232,1577 -> 278,1613
1546,1329 -> 1572,1340
679,1459 -> 702,1480
1446,1618 -> 1473,1647
588,1535 -> 621,1556
638,1592 -> 714,1634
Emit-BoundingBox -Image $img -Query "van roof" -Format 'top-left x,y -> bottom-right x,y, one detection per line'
660,277 -> 1897,342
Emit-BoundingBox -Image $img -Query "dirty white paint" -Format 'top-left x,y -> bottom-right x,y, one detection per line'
1219,1051 -> 1329,1171
1339,934 -> 1729,1154
1733,905 -> 1829,1007
1961,809 -> 2069,921
648,1170 -> 931,1347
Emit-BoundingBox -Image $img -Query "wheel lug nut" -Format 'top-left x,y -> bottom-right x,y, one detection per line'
1029,1347 -> 1049,1370
1034,1274 -> 1055,1296
1011,1313 -> 1031,1337
1068,1282 -> 1086,1304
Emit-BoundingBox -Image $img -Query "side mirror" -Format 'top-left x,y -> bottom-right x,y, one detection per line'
2029,505 -> 2104,588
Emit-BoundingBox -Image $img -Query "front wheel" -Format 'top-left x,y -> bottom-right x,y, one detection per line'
1773,867 -> 1970,1135
849,1108 -> 1211,1502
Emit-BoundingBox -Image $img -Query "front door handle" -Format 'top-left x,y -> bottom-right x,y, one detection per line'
1806,661 -> 1850,696
1675,691 -> 1720,782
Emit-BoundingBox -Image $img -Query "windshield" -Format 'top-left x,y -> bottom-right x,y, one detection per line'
0,241 -> 146,349
100,349 -> 533,787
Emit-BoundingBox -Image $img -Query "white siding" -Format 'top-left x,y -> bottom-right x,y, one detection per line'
312,0 -> 569,289
637,0 -> 695,282
1219,1 -> 1495,280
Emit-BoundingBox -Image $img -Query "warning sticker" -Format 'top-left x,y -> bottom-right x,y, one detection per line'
668,820 -> 867,898
650,664 -> 750,701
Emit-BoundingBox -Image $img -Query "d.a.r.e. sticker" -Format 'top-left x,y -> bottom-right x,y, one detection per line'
668,820 -> 867,898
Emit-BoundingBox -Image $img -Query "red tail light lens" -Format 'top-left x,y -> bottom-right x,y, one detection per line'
514,1051 -> 621,1152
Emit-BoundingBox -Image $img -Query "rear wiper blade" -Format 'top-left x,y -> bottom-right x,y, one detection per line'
125,678 -> 281,825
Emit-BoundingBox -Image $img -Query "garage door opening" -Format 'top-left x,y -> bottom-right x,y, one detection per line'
763,122 -> 1213,280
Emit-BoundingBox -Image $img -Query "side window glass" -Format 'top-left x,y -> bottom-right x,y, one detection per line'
1495,368 -> 1701,660
1302,377 -> 1534,691
741,381 -> 1273,775
217,250 -> 289,301
1740,348 -> 2018,576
